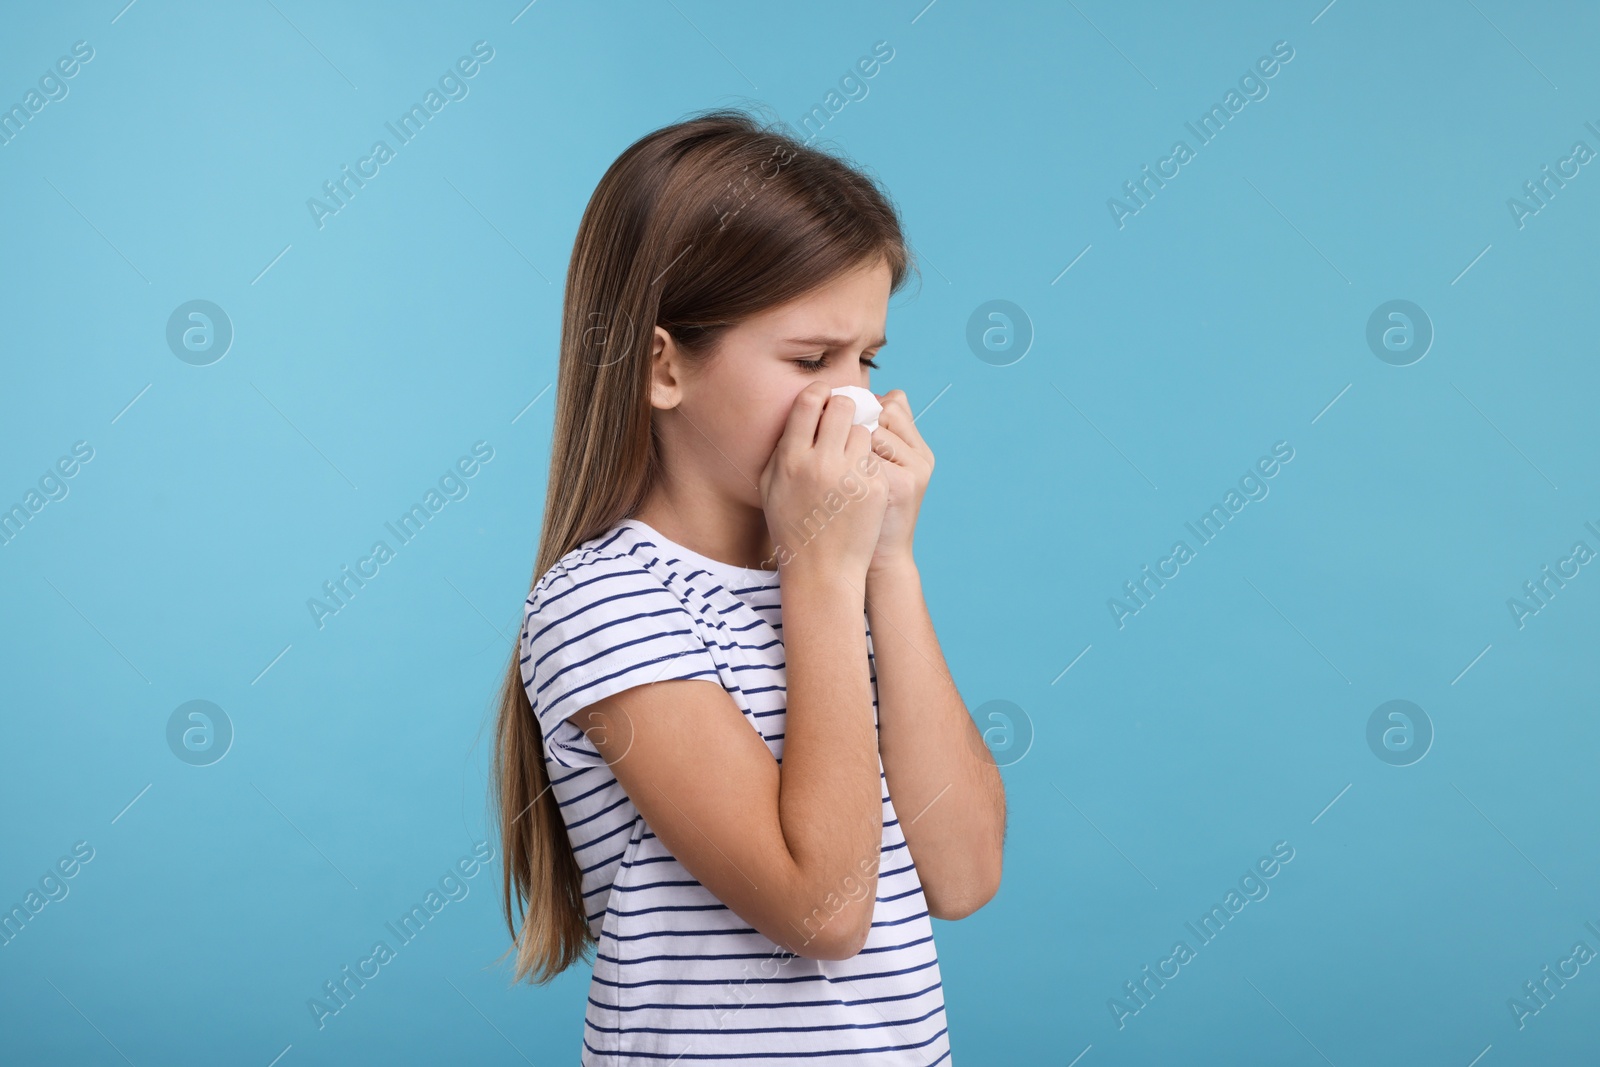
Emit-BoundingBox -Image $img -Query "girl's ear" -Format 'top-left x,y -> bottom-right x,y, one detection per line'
648,325 -> 683,410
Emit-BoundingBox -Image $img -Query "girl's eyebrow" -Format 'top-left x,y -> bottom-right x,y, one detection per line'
780,333 -> 888,349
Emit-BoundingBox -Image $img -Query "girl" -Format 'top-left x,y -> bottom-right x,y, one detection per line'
491,107 -> 1006,1065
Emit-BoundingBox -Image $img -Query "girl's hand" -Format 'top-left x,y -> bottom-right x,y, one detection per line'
760,380 -> 889,583
866,388 -> 934,576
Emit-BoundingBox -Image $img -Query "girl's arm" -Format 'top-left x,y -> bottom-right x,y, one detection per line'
859,388 -> 1005,918
575,567 -> 883,961
865,559 -> 1005,919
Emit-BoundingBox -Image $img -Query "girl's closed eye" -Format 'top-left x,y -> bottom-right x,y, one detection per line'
794,353 -> 881,372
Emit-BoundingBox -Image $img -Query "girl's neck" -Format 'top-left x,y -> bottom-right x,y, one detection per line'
631,491 -> 776,573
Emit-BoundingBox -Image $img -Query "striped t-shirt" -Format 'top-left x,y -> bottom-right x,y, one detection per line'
518,517 -> 951,1065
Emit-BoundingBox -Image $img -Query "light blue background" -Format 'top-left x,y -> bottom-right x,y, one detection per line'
3,0 -> 1598,1063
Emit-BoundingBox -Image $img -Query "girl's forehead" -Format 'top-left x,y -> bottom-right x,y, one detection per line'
748,260 -> 893,329
749,294 -> 890,343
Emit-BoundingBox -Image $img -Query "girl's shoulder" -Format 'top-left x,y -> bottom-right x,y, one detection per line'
526,518 -> 665,614
520,519 -> 720,734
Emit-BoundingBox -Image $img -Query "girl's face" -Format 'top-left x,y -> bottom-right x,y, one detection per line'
649,255 -> 891,510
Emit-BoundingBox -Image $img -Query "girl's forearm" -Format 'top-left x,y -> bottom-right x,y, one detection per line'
774,567 -> 885,955
866,558 -> 1005,918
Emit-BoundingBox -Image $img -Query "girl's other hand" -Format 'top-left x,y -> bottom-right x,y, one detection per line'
759,380 -> 888,583
865,389 -> 933,576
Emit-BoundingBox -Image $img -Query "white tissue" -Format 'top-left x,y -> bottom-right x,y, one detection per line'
830,385 -> 882,432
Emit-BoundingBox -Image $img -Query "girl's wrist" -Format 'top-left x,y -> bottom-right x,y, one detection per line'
866,552 -> 918,587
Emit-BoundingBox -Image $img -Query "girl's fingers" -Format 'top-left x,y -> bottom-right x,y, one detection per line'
869,424 -> 912,467
815,390 -> 858,455
779,381 -> 831,458
876,390 -> 929,454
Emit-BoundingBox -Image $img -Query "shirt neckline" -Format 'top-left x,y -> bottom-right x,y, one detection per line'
622,517 -> 780,585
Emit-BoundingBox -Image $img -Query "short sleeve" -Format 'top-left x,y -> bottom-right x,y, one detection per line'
519,556 -> 722,769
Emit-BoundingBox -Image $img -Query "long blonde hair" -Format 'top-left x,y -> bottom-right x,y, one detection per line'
491,105 -> 916,984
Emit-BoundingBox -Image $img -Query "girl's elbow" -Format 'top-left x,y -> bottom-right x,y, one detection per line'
929,887 -> 995,921
926,859 -> 1002,921
779,900 -> 875,961
818,919 -> 874,961
788,919 -> 872,961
